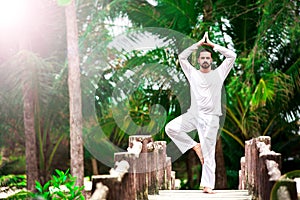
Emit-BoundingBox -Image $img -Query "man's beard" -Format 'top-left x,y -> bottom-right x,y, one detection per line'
201,62 -> 211,69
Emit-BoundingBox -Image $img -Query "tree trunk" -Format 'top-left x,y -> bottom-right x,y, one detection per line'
202,0 -> 213,32
215,137 -> 227,189
65,0 -> 84,187
91,158 -> 99,175
23,84 -> 39,192
20,29 -> 39,191
203,0 -> 213,23
186,151 -> 194,189
186,150 -> 200,189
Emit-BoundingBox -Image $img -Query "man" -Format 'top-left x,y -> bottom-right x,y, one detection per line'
165,32 -> 236,193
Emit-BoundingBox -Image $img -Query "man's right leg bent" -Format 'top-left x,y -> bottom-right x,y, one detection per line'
165,112 -> 198,153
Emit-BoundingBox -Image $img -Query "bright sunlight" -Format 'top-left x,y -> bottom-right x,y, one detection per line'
0,0 -> 28,29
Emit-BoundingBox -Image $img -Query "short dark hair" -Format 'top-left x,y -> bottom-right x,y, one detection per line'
199,48 -> 212,56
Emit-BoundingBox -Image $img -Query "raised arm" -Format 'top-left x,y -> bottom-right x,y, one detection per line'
177,44 -> 197,80
178,34 -> 207,76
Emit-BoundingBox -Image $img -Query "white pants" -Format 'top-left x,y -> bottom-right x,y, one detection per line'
165,111 -> 219,189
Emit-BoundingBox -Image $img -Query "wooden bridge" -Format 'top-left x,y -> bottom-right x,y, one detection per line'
89,135 -> 299,200
148,190 -> 252,200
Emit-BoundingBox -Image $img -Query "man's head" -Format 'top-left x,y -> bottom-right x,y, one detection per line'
198,48 -> 213,73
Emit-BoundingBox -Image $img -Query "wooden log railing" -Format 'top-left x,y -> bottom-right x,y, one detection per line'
91,135 -> 175,200
239,136 -> 298,200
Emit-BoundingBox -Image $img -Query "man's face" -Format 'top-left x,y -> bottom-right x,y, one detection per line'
198,51 -> 212,70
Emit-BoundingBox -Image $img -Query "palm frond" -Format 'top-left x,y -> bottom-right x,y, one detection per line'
108,0 -> 201,34
221,128 -> 244,147
286,57 -> 300,91
1,51 -> 57,103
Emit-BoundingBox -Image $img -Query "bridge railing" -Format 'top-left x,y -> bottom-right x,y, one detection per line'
239,136 -> 298,200
90,135 -> 175,200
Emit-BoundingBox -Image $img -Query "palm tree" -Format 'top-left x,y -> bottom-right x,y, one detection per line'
21,52 -> 39,192
216,0 -> 300,185
0,50 -> 68,190
222,0 -> 300,146
0,0 -> 69,190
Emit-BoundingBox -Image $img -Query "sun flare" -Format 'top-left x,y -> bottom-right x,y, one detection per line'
0,0 -> 28,29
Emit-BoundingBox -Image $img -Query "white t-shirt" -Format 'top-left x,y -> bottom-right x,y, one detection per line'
178,43 -> 236,116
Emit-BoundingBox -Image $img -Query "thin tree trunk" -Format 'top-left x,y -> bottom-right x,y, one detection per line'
203,0 -> 213,23
65,0 -> 84,187
91,158 -> 99,175
20,30 -> 39,191
186,150 -> 199,189
202,0 -> 213,32
23,84 -> 39,192
186,150 -> 194,189
215,137 -> 227,189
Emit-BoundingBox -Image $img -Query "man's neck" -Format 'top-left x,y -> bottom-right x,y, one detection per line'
200,68 -> 211,73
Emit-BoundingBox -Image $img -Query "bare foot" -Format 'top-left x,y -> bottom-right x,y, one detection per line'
192,143 -> 204,165
203,187 -> 215,194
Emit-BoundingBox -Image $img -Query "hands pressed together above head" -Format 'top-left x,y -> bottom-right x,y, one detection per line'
197,32 -> 215,48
